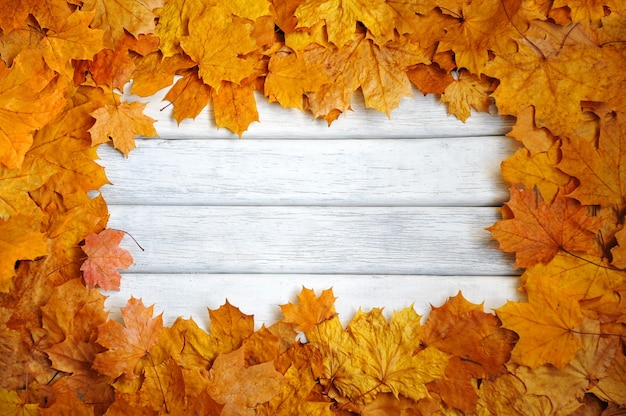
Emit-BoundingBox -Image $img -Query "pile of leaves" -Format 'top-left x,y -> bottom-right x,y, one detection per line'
1,0 -> 625,414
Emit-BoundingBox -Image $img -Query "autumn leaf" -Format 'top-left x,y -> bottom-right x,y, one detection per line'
520,252 -> 626,309
40,378 -> 96,416
0,388 -> 39,416
206,301 -> 253,353
180,6 -> 260,89
206,348 -> 285,416
257,365 -> 334,416
294,0 -> 396,47
161,69 -> 212,123
436,0 -> 522,75
280,287 -> 337,333
80,229 -> 133,291
507,106 -> 557,155
0,50 -> 66,169
513,318 -> 619,415
212,81 -> 259,136
407,63 -> 454,95
558,115 -> 626,207
85,0 -> 163,48
590,348 -> 626,406
497,275 -> 584,369
89,101 -> 157,156
420,292 -> 517,412
477,373 -> 554,416
93,297 -> 163,379
484,22 -> 609,137
440,70 -> 494,122
308,308 -> 448,405
489,185 -> 602,268
0,214 -> 48,293
501,144 -> 571,204
265,48 -> 329,111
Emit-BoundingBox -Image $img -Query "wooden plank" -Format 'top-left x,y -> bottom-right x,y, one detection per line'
106,205 -> 516,276
99,137 -> 518,206
128,84 -> 514,139
104,274 -> 523,329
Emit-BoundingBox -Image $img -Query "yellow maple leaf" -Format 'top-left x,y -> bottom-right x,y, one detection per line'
477,373 -> 554,416
309,308 -> 448,404
180,6 -> 260,89
501,145 -> 571,204
163,69 -> 213,123
89,101 -> 157,156
497,275 -> 584,369
440,70 -> 494,122
294,0 -> 396,47
84,0 -> 163,48
212,81 -> 259,136
265,48 -> 329,111
485,22 -> 610,137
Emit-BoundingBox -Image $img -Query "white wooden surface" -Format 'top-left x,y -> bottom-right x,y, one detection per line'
100,87 -> 523,329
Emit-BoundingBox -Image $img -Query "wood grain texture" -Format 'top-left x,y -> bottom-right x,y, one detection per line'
106,205 -> 516,276
103,274 -> 522,329
99,84 -> 520,327
130,84 -> 514,139
99,137 -> 518,206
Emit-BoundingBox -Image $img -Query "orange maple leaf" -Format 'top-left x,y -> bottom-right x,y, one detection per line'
420,292 -> 516,412
93,297 -> 163,379
489,185 -> 602,268
80,229 -> 133,291
209,300 -> 255,354
0,50 -> 66,169
558,114 -> 626,207
506,106 -> 557,155
212,81 -> 259,136
496,276 -> 584,369
0,214 -> 48,293
206,348 -> 285,416
280,287 -> 337,333
89,101 -> 157,156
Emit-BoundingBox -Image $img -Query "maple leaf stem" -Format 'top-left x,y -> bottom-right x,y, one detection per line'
146,352 -> 170,414
115,229 -> 145,251
500,0 -> 545,60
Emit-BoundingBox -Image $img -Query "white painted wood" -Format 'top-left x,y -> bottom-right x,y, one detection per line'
126,83 -> 514,139
106,205 -> 516,276
99,137 -> 518,207
98,83 -> 521,329
103,274 -> 523,329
